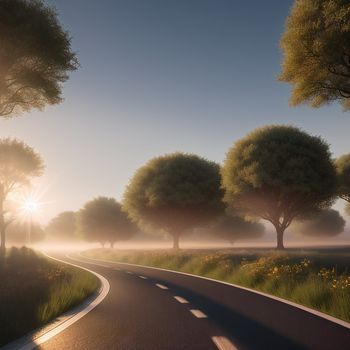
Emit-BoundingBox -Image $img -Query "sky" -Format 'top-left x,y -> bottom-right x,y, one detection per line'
1,0 -> 350,234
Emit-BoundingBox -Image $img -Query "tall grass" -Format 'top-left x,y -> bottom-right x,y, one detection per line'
0,247 -> 100,346
84,249 -> 350,322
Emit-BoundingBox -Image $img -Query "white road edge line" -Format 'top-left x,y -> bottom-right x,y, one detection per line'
78,253 -> 350,329
155,283 -> 168,290
2,253 -> 110,350
174,296 -> 189,304
190,309 -> 207,318
212,336 -> 238,350
126,271 -> 134,274
139,275 -> 148,279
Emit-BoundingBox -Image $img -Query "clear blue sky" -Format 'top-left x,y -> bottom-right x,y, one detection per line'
1,0 -> 350,226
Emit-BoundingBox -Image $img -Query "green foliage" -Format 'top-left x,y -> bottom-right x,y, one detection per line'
37,264 -> 99,324
210,215 -> 265,244
221,125 -> 337,249
78,197 -> 137,247
123,153 -> 224,248
46,211 -> 77,241
336,153 -> 350,202
279,0 -> 350,110
0,138 -> 44,192
295,209 -> 346,237
0,0 -> 78,118
0,247 -> 99,346
84,249 -> 350,322
0,138 -> 44,254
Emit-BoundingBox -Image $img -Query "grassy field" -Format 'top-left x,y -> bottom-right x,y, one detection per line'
83,247 -> 350,323
0,247 -> 100,346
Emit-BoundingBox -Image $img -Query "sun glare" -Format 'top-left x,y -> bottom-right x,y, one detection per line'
22,199 -> 39,214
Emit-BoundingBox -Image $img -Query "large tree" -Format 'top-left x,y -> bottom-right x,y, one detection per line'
0,0 -> 78,118
0,138 -> 44,255
210,215 -> 265,246
279,0 -> 350,110
46,211 -> 77,241
295,209 -> 346,238
78,197 -> 136,248
336,154 -> 350,202
123,153 -> 224,249
221,125 -> 337,249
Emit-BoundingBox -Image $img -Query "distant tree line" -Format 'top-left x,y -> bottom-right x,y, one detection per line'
2,124 -> 344,251
121,125 -> 348,250
45,125 -> 346,251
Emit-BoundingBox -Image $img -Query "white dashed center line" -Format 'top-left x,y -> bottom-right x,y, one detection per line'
174,296 -> 189,304
189,309 -> 208,318
212,336 -> 238,350
139,275 -> 148,279
155,283 -> 168,290
126,271 -> 133,274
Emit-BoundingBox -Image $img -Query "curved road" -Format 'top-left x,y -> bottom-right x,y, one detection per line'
36,252 -> 349,350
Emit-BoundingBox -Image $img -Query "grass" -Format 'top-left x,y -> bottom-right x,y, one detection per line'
83,247 -> 350,323
0,247 -> 100,346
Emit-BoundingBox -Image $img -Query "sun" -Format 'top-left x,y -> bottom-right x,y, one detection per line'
22,199 -> 39,214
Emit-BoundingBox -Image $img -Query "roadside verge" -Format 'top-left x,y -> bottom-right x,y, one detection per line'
1,253 -> 110,350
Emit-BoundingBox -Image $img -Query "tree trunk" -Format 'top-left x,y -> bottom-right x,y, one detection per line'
110,241 -> 114,248
173,234 -> 180,250
0,226 -> 5,256
276,227 -> 285,250
0,193 -> 5,257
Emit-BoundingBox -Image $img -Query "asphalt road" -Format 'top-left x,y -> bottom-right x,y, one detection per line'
37,252 -> 349,350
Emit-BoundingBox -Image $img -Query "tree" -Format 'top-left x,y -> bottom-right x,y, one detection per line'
46,211 -> 77,241
279,0 -> 350,110
295,209 -> 346,238
0,0 -> 78,118
336,154 -> 350,202
221,125 -> 337,249
0,138 -> 44,255
78,197 -> 136,248
210,215 -> 265,245
123,153 -> 224,249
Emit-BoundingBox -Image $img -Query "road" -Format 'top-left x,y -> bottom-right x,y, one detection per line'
36,252 -> 349,350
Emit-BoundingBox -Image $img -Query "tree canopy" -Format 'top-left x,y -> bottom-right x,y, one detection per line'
46,211 -> 77,241
210,215 -> 265,245
221,125 -> 337,249
123,153 -> 224,249
78,197 -> 136,248
336,154 -> 350,202
0,0 -> 78,118
0,138 -> 44,254
279,0 -> 350,110
295,209 -> 346,237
